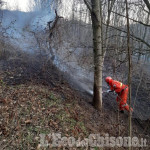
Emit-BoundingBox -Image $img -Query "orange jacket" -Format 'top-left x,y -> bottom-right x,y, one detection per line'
109,80 -> 127,94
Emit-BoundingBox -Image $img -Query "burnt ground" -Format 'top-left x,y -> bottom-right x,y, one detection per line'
0,51 -> 150,149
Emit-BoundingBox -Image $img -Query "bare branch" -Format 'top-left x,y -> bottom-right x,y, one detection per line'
83,0 -> 92,13
111,10 -> 150,27
143,0 -> 150,12
48,10 -> 63,38
103,23 -> 150,48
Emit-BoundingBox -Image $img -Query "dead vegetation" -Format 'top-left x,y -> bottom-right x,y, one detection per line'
0,42 -> 149,149
0,83 -> 89,149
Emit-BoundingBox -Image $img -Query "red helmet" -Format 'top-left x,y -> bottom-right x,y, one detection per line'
105,76 -> 112,84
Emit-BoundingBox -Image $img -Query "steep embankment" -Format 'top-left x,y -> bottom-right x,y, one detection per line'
0,50 -> 149,149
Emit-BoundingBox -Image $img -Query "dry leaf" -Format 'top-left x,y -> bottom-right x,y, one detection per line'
25,120 -> 32,124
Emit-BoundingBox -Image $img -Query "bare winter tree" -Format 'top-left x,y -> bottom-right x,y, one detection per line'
91,0 -> 103,110
83,0 -> 116,110
83,0 -> 103,110
125,0 -> 132,149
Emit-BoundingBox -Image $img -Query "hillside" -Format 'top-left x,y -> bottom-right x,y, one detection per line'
0,50 -> 149,149
1,0 -> 150,149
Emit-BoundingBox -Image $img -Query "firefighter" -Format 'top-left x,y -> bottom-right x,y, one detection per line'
105,76 -> 133,113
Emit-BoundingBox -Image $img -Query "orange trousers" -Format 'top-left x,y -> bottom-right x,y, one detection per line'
116,87 -> 133,112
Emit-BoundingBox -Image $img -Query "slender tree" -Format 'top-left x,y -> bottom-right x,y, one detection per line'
125,0 -> 132,149
83,0 -> 116,110
91,0 -> 103,110
84,0 -> 103,110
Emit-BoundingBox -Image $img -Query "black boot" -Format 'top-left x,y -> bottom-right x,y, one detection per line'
120,110 -> 124,113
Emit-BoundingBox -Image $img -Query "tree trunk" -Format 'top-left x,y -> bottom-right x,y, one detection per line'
125,0 -> 132,149
91,0 -> 103,110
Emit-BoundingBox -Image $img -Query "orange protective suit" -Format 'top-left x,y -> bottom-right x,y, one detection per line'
106,77 -> 133,112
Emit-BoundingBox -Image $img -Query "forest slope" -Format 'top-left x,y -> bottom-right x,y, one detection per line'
0,48 -> 149,149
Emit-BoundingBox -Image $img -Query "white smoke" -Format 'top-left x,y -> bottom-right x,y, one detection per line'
1,0 -> 93,94
1,0 -> 36,12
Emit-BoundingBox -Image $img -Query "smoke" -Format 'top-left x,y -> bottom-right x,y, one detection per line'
1,0 -> 36,12
1,0 -> 94,94
1,0 -> 55,51
87,90 -> 93,96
